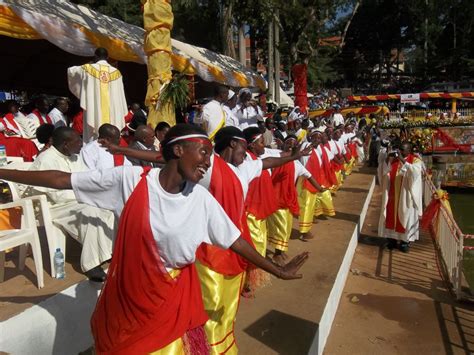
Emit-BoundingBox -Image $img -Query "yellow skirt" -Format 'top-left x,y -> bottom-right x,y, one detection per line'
314,189 -> 336,217
330,170 -> 344,192
298,182 -> 318,234
196,262 -> 245,354
246,213 -> 267,257
344,157 -> 355,176
149,338 -> 185,354
267,208 -> 293,252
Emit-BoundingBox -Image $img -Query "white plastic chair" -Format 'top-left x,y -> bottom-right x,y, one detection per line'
0,199 -> 44,288
3,180 -> 59,277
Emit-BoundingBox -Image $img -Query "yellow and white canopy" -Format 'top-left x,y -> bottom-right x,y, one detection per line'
0,0 -> 265,90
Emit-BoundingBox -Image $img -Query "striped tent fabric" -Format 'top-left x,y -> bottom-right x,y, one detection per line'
0,0 -> 265,90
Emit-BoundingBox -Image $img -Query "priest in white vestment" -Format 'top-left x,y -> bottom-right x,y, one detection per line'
25,127 -> 115,281
378,142 -> 423,252
67,47 -> 128,143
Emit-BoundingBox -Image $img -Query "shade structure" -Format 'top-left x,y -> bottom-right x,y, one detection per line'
0,0 -> 265,91
348,92 -> 474,102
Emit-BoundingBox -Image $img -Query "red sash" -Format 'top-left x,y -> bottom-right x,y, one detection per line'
349,142 -> 358,158
344,144 -> 352,161
2,113 -> 21,134
271,162 -> 299,216
303,150 -> 323,193
385,154 -> 415,233
71,111 -> 83,135
245,152 -> 278,219
113,138 -> 129,167
331,141 -> 344,172
196,155 -> 254,276
91,167 -> 208,354
31,109 -> 52,125
320,147 -> 338,186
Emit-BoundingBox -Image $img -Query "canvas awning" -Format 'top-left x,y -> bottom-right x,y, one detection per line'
0,0 -> 265,90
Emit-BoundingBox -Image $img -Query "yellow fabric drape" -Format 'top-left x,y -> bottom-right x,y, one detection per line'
143,0 -> 175,127
0,6 -> 40,39
267,208 -> 293,252
195,262 -> 244,355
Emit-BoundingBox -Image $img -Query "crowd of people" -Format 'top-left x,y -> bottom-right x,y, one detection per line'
0,49 -> 425,353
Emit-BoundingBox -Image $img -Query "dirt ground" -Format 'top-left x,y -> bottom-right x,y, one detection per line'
325,186 -> 474,355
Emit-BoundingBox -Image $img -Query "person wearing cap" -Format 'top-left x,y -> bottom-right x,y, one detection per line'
297,129 -> 335,241
233,88 -> 264,129
223,89 -> 240,127
268,135 -> 323,264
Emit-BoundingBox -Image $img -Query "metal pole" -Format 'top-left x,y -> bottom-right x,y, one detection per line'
274,11 -> 281,105
268,19 -> 275,101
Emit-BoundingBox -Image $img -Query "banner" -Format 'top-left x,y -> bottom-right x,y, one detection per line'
400,93 -> 420,104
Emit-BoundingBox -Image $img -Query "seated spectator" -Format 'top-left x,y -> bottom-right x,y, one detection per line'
25,127 -> 115,282
36,123 -> 55,156
153,122 -> 170,151
81,123 -> 131,170
49,97 -> 69,128
128,125 -> 158,167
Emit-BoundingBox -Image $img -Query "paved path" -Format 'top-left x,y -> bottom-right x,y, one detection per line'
325,186 -> 474,355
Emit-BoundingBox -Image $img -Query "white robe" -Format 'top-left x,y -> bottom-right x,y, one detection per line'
378,157 -> 423,242
196,100 -> 226,140
25,146 -> 115,272
67,60 -> 127,142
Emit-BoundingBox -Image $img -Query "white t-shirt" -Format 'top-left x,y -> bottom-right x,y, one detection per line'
80,140 -> 131,170
293,160 -> 312,183
260,147 -> 282,159
332,113 -> 344,126
223,105 -> 239,127
335,139 -> 347,155
317,145 -> 334,161
71,167 -> 240,269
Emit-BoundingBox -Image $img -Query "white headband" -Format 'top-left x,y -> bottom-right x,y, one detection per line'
166,134 -> 210,145
251,133 -> 263,143
232,136 -> 247,143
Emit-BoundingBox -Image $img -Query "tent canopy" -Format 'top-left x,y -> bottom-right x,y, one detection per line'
0,0 -> 265,94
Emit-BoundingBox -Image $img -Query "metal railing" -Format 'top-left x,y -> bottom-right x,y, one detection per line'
389,108 -> 474,121
423,175 -> 466,299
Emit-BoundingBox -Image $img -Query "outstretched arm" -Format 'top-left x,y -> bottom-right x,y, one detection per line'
99,140 -> 165,164
261,144 -> 312,170
0,169 -> 72,189
230,237 -> 309,280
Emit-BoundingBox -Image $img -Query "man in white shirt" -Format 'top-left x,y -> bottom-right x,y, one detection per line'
26,127 -> 115,282
81,123 -> 131,170
223,90 -> 239,127
68,47 -> 128,142
196,84 -> 229,140
332,106 -> 345,126
48,97 -> 69,128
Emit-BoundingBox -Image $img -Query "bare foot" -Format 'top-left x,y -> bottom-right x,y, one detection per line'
299,232 -> 314,242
